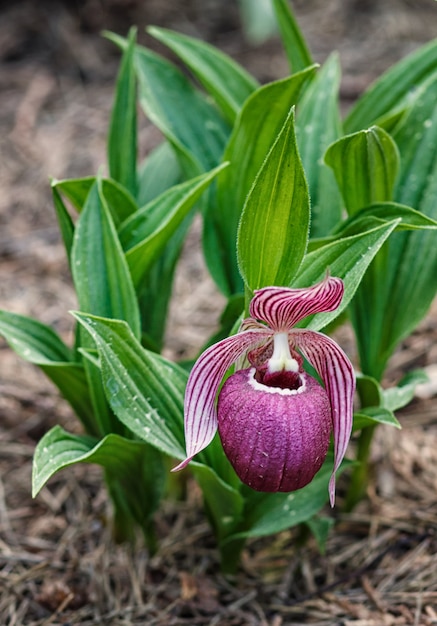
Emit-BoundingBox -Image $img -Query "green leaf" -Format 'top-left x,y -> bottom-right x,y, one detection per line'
72,312 -> 187,460
345,38 -> 437,133
52,176 -> 94,211
148,26 -> 258,125
71,180 -> 141,339
107,27 -> 137,197
353,407 -> 401,431
295,220 -> 400,331
306,516 -> 334,554
206,66 -> 316,295
350,74 -> 437,378
133,42 -> 230,177
324,126 -> 400,215
226,456 -> 346,541
120,164 -> 228,287
355,373 -> 383,408
238,0 -> 278,45
382,369 -> 429,412
0,310 -> 95,431
51,186 -> 75,264
272,0 -> 313,73
136,216 -> 192,351
332,202 -> 437,236
137,141 -> 181,207
237,107 -> 310,290
296,53 -> 343,237
191,463 -> 244,541
32,427 -> 165,530
53,177 -> 138,225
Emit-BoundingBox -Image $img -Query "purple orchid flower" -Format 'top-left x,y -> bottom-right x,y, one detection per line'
174,275 -> 355,506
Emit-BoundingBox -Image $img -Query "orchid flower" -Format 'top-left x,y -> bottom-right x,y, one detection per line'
174,275 -> 355,506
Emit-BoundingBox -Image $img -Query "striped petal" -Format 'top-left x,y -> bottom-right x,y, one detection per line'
250,275 -> 344,332
293,329 -> 355,506
173,329 -> 271,471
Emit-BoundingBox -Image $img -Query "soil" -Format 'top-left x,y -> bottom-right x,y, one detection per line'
1,1 -> 437,624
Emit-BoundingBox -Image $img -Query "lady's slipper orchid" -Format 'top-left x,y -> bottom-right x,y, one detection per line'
174,276 -> 355,506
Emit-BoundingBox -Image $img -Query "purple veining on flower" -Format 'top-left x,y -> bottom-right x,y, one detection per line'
173,275 -> 355,506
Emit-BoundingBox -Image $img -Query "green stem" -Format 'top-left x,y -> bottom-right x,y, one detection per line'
344,424 -> 376,512
219,537 -> 247,576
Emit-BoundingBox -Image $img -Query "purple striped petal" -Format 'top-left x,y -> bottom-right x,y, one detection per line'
173,329 -> 272,471
293,329 -> 355,506
250,275 -> 344,332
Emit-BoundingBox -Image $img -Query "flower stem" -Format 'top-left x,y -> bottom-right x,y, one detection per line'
219,537 -> 247,576
344,424 -> 376,512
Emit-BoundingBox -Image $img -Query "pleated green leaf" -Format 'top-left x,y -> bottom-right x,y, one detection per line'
345,38 -> 437,133
32,426 -> 165,526
296,53 -> 343,237
272,0 -> 313,73
331,202 -> 437,236
226,455 -> 351,541
133,42 -> 230,178
51,186 -> 75,263
0,310 -> 95,431
53,177 -> 138,225
191,463 -> 244,542
382,370 -> 428,412
148,26 -> 258,125
238,107 -> 310,290
295,220 -> 400,331
107,27 -> 137,197
324,126 -> 400,215
71,180 -> 140,339
72,312 -> 186,460
352,408 -> 401,431
119,163 -> 228,287
206,66 -> 316,296
350,74 -> 437,379
137,141 -> 181,207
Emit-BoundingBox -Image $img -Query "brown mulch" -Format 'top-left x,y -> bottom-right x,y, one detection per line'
1,1 -> 437,624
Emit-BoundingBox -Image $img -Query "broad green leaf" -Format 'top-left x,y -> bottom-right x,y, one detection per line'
295,220 -> 400,331
355,373 -> 383,408
226,456 -> 347,541
136,215 -> 192,352
382,369 -> 428,412
32,427 -> 165,530
71,180 -> 141,434
306,516 -> 334,554
148,26 -> 258,125
0,309 -> 72,363
72,312 -> 187,460
238,107 -> 310,290
137,141 -> 181,207
238,0 -> 278,44
120,164 -> 228,287
345,38 -> 437,133
272,0 -> 313,73
133,42 -> 230,177
324,126 -> 400,215
191,462 -> 244,541
296,53 -> 343,237
332,202 -> 437,236
107,27 -> 137,197
206,66 -> 316,295
71,180 -> 141,338
53,177 -> 138,225
52,176 -> 94,210
51,186 -> 75,263
353,407 -> 401,431
0,310 -> 95,431
350,74 -> 437,378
